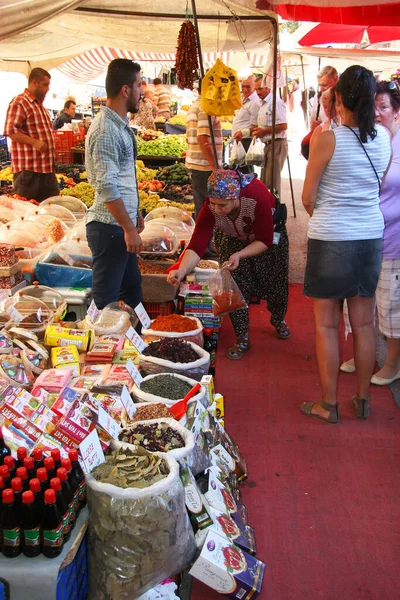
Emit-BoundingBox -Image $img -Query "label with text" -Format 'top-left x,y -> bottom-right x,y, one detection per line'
79,429 -> 105,473
121,384 -> 137,420
125,325 -> 147,353
134,302 -> 151,330
98,406 -> 121,440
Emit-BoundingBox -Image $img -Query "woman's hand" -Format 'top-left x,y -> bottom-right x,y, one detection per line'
225,253 -> 241,271
167,269 -> 186,287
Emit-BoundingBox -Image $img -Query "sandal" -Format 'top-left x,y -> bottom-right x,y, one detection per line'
271,320 -> 291,339
226,338 -> 250,360
300,399 -> 339,424
351,395 -> 370,419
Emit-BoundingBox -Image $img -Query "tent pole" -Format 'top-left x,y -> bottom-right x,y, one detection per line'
270,17 -> 278,195
300,54 -> 309,130
190,0 -> 219,169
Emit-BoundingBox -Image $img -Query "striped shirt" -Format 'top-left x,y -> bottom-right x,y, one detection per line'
185,100 -> 223,171
308,124 -> 391,241
153,85 -> 171,119
4,89 -> 55,173
85,107 -> 139,228
232,91 -> 261,137
257,93 -> 287,142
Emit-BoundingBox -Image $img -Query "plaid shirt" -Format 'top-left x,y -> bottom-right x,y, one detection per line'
3,89 -> 55,173
85,107 -> 139,227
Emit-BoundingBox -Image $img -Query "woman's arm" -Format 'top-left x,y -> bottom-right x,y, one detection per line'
227,241 -> 268,270
302,130 -> 335,216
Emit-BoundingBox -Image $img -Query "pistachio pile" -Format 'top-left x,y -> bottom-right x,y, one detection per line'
92,447 -> 169,488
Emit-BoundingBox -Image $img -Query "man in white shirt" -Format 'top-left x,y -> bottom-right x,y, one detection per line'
252,75 -> 288,198
232,75 -> 261,153
310,65 -> 338,131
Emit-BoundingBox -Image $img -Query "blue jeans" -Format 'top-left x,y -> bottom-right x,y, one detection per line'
86,221 -> 142,310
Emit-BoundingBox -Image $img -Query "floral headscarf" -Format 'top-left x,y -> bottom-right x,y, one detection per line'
207,169 -> 256,200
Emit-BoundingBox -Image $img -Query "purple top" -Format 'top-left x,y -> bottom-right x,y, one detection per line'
381,129 -> 400,258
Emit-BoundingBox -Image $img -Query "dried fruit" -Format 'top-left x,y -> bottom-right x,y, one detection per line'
120,422 -> 185,452
92,446 -> 169,489
175,20 -> 199,91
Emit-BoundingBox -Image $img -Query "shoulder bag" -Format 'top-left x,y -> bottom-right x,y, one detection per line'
343,125 -> 381,193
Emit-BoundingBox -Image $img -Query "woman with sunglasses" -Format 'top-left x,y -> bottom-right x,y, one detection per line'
167,169 -> 290,359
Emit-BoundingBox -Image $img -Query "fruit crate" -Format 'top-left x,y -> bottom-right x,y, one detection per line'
54,130 -> 85,153
144,300 -> 175,320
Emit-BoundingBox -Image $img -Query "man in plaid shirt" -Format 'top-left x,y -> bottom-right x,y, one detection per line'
4,67 -> 59,202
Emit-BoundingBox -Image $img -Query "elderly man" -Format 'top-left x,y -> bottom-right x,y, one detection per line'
232,74 -> 261,153
310,65 -> 338,131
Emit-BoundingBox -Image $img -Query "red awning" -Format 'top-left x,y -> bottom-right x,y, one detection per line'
299,23 -> 400,45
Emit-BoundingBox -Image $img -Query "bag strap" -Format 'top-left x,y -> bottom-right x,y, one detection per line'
343,125 -> 381,192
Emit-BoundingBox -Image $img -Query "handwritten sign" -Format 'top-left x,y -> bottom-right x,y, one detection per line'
98,406 -> 121,440
0,290 -> 8,304
121,384 -> 137,420
79,429 -> 105,474
87,300 -> 100,323
125,325 -> 146,353
126,359 -> 143,387
134,302 -> 151,330
6,305 -> 23,323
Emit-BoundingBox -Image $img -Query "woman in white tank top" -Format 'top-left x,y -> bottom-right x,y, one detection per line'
300,65 -> 391,425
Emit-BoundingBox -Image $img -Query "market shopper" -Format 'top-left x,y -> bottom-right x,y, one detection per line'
301,65 -> 391,424
129,90 -> 159,130
310,65 -> 339,132
152,78 -> 172,119
4,67 -> 59,202
232,75 -> 261,153
85,58 -> 144,310
52,100 -> 77,130
167,169 -> 291,358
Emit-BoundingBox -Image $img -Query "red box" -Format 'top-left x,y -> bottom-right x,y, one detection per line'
144,301 -> 175,320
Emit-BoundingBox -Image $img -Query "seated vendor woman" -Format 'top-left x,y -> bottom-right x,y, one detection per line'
168,169 -> 287,359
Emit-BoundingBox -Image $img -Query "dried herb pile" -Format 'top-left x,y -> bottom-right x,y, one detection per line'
92,447 -> 169,489
120,422 -> 185,452
142,338 -> 200,363
175,20 -> 198,90
141,374 -> 192,400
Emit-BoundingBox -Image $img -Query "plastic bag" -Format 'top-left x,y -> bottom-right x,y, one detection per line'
86,451 -> 196,600
201,58 -> 241,116
208,268 -> 248,317
139,341 -> 210,381
133,373 -> 207,407
141,316 -> 204,347
245,137 -> 265,166
229,140 -> 246,167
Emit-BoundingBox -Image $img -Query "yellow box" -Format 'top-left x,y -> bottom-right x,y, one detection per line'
45,325 -> 93,352
214,393 -> 224,421
51,345 -> 81,376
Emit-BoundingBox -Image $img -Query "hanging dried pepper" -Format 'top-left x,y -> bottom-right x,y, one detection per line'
175,20 -> 199,90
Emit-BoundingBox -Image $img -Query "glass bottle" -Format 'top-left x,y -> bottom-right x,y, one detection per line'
41,489 -> 64,558
50,477 -> 71,543
21,490 -> 41,557
1,489 -> 21,557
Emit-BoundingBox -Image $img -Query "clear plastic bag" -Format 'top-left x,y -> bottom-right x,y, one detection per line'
208,267 -> 248,317
86,451 -> 196,600
141,222 -> 178,256
245,137 -> 265,166
229,140 -> 246,167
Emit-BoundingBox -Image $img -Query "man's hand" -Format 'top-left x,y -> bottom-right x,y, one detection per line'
167,268 -> 186,287
34,140 -> 48,153
252,127 -> 266,139
137,212 -> 144,234
225,253 -> 241,271
124,226 -> 142,254
310,120 -> 321,132
233,130 -> 243,142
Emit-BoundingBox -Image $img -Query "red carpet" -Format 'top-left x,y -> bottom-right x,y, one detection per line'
191,283 -> 400,600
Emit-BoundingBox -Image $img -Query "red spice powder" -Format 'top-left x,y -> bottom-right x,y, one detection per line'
212,292 -> 246,316
151,314 -> 198,332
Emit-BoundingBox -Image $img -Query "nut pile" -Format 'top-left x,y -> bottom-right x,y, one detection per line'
138,258 -> 168,274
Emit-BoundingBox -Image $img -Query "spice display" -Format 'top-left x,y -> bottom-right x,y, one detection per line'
197,260 -> 219,269
143,339 -> 200,363
140,374 -> 192,400
119,422 -> 185,452
92,447 -> 169,489
0,243 -> 17,267
175,20 -> 199,91
212,292 -> 247,316
150,314 -> 197,333
138,258 -> 168,274
131,403 -> 174,422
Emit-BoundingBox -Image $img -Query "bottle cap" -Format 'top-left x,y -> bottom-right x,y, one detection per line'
11,477 -> 22,492
16,466 -> 28,480
23,457 -> 34,471
2,489 -> 14,503
37,467 -> 48,482
44,488 -> 56,504
51,448 -> 61,461
22,490 -> 34,504
29,478 -> 41,493
50,477 -> 62,492
61,458 -> 72,472
4,456 -> 15,469
0,476 -> 3,489
32,448 -> 43,461
17,447 -> 27,460
44,456 -> 55,471
68,449 -> 79,462
0,465 -> 10,478
57,467 -> 67,482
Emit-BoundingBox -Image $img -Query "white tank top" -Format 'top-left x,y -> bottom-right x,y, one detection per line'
308,124 -> 391,241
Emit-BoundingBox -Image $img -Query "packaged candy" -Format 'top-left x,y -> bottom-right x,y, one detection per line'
44,325 -> 94,352
51,345 -> 81,375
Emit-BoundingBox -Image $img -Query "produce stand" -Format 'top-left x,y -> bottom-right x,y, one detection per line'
138,155 -> 186,167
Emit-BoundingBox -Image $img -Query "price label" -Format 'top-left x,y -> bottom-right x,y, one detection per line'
6,305 -> 23,323
57,249 -> 75,267
79,429 -> 105,474
135,302 -> 151,330
125,325 -> 146,353
87,300 -> 100,323
98,406 -> 121,440
121,384 -> 136,420
0,290 -> 8,304
126,359 -> 143,387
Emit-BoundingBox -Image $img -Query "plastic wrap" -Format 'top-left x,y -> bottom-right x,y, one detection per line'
24,213 -> 68,242
0,196 -> 28,217
144,206 -> 195,228
209,268 -> 248,317
85,302 -> 138,335
66,221 -> 87,242
0,219 -> 55,249
86,450 -> 196,600
2,294 -> 54,337
0,205 -> 18,224
139,341 -> 210,381
18,285 -> 67,320
28,204 -> 77,228
35,240 -> 92,287
133,373 -> 207,407
41,195 -> 87,220
141,316 -> 204,346
141,222 -> 178,257
144,217 -> 193,245
40,239 -> 92,268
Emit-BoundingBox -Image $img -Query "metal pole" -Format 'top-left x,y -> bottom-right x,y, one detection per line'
270,17 -> 278,194
190,0 -> 219,168
300,54 -> 309,130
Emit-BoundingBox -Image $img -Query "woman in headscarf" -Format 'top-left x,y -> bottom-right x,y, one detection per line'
167,169 -> 290,359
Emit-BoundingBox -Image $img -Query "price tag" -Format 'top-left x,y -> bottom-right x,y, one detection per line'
79,429 -> 105,474
125,325 -> 146,353
135,302 -> 151,330
57,249 -> 75,267
87,300 -> 100,323
0,290 -> 8,304
98,406 -> 121,440
126,359 -> 143,387
121,384 -> 137,420
6,305 -> 23,323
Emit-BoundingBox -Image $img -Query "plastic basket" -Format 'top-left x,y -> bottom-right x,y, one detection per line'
54,130 -> 84,152
56,151 -> 72,164
56,535 -> 88,600
144,300 -> 175,320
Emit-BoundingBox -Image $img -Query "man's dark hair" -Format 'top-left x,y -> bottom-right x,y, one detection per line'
64,100 -> 76,110
153,78 -> 162,85
28,68 -> 51,84
106,59 -> 141,98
